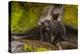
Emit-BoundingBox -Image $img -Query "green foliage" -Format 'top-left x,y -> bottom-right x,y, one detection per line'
63,5 -> 78,29
23,44 -> 33,52
22,44 -> 48,52
11,2 -> 44,33
35,48 -> 48,51
11,2 -> 24,32
11,2 -> 78,33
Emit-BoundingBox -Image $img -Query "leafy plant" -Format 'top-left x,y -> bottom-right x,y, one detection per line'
23,44 -> 33,52
63,5 -> 78,29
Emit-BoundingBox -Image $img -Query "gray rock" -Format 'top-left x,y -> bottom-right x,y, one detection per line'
11,41 -> 24,53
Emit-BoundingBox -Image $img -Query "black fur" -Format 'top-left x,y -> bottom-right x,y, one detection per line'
39,20 -> 66,44
39,5 -> 66,44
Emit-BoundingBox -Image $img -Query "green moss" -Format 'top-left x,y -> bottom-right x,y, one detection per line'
35,48 -> 48,51
22,44 -> 48,52
63,5 -> 78,29
23,44 -> 33,52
